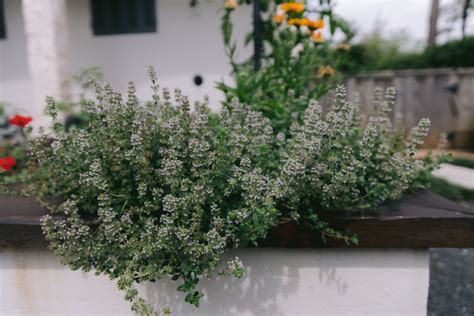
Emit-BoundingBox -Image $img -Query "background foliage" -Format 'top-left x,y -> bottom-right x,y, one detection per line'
340,36 -> 474,72
218,0 -> 353,134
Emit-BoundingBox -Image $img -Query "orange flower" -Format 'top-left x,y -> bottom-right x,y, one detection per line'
288,18 -> 310,27
311,31 -> 323,43
299,19 -> 311,27
308,19 -> 325,30
317,66 -> 335,79
224,0 -> 237,10
287,18 -> 300,26
273,14 -> 285,24
0,156 -> 16,171
9,115 -> 32,128
279,2 -> 305,13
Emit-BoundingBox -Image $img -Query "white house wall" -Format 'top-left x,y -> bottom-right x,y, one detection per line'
65,0 -> 253,111
0,0 -> 35,117
21,0 -> 71,127
0,0 -> 252,124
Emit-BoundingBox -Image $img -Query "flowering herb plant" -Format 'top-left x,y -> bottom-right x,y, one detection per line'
275,86 -> 447,224
22,68 -> 280,315
0,64 -> 446,315
219,0 -> 353,134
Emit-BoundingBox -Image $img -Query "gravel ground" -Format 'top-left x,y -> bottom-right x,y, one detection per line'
428,202 -> 474,316
429,248 -> 474,316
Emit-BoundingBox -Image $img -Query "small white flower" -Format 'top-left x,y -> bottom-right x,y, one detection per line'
300,25 -> 310,35
291,43 -> 304,57
305,12 -> 319,21
276,8 -> 285,16
320,3 -> 332,11
306,0 -> 319,11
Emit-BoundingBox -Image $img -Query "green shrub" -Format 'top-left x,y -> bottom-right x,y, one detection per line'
428,177 -> 474,201
345,36 -> 474,71
337,29 -> 412,73
450,157 -> 474,169
388,37 -> 474,69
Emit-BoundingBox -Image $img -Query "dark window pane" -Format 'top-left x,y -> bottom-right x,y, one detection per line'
143,0 -> 156,28
90,0 -> 156,35
128,0 -> 138,28
0,0 -> 6,39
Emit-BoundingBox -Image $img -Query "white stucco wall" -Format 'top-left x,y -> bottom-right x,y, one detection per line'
21,0 -> 72,127
0,248 -> 429,316
0,0 -> 252,123
65,0 -> 252,111
0,0 -> 35,116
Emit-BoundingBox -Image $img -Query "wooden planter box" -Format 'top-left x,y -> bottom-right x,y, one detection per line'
1,190 -> 473,315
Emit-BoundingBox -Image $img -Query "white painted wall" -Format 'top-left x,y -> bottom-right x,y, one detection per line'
21,0 -> 72,127
0,0 -> 252,123
0,248 -> 429,316
65,0 -> 252,111
0,0 -> 35,116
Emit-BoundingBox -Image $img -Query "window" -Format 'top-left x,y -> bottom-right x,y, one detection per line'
0,0 -> 6,39
90,0 -> 156,36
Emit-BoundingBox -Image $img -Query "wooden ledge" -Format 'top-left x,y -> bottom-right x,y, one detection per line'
1,190 -> 473,248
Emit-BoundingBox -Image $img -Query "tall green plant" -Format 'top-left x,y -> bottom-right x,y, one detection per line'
219,0 -> 353,134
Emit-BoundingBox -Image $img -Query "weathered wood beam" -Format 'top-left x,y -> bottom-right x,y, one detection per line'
1,190 -> 473,248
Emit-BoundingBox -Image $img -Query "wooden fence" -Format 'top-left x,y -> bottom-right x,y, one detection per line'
341,68 -> 474,148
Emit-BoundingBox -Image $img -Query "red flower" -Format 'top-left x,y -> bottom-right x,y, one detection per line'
9,115 -> 32,128
0,156 -> 16,171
